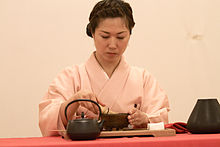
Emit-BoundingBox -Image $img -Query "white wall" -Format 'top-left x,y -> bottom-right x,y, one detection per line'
0,0 -> 219,138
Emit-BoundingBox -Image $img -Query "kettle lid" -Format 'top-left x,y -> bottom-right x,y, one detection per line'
72,112 -> 97,122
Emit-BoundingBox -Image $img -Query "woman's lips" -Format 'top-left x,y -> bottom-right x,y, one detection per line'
107,52 -> 117,56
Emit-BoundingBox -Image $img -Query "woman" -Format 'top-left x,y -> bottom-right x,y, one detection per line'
39,0 -> 170,137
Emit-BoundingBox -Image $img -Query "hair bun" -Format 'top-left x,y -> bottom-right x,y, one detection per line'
86,23 -> 93,38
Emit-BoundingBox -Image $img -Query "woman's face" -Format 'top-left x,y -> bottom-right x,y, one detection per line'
92,17 -> 130,65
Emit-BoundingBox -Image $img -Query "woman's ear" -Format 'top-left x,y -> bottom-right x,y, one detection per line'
91,33 -> 95,38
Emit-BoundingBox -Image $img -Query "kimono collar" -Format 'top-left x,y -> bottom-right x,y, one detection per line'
86,52 -> 129,79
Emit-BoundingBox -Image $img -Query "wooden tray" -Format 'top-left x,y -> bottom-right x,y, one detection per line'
100,128 -> 176,137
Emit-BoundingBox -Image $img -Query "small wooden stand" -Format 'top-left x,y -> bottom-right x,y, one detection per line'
100,128 -> 176,137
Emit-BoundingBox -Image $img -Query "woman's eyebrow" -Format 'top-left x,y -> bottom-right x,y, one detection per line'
100,30 -> 127,35
117,31 -> 127,34
100,30 -> 110,34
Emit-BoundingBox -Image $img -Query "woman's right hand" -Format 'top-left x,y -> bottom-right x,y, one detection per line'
71,90 -> 102,114
59,90 -> 104,126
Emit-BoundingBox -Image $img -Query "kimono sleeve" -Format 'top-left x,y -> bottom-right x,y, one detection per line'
142,71 -> 170,124
39,66 -> 80,136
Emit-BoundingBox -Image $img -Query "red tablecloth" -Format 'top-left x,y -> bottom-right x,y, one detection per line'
1,134 -> 220,147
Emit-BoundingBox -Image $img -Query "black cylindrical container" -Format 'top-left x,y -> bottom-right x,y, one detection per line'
187,98 -> 220,133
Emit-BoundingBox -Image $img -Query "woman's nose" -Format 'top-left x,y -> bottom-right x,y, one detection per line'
108,37 -> 117,49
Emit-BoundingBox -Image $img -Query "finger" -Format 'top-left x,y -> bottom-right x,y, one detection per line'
128,114 -> 136,124
81,102 -> 97,114
86,100 -> 97,114
88,93 -> 99,114
127,115 -> 132,120
96,99 -> 105,107
129,117 -> 137,125
81,92 -> 96,113
128,110 -> 138,122
77,98 -> 95,113
128,116 -> 133,124
136,104 -> 141,110
129,108 -> 137,115
91,95 -> 100,113
131,118 -> 140,126
128,119 -> 133,124
89,93 -> 96,101
91,102 -> 99,114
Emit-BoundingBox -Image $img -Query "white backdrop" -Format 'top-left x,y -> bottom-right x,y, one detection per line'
0,0 -> 219,138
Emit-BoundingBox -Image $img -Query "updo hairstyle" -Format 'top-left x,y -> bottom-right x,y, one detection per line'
86,0 -> 135,38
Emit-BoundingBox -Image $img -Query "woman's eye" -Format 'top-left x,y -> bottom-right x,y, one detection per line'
101,36 -> 109,39
117,37 -> 124,40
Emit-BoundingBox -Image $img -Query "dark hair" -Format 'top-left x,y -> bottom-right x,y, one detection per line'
86,0 -> 135,38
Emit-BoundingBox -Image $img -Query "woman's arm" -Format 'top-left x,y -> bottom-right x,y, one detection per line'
39,66 -> 78,136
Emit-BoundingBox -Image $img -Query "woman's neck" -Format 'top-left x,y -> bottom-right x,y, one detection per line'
94,52 -> 121,78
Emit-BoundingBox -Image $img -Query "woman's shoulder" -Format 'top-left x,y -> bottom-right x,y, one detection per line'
130,65 -> 157,82
63,64 -> 80,72
55,64 -> 84,79
130,66 -> 150,76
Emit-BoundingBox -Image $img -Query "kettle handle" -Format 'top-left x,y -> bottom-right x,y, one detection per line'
64,99 -> 102,121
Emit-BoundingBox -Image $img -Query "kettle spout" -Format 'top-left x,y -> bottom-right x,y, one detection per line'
98,120 -> 104,131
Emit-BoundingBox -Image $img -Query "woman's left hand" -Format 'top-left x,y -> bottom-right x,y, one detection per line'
128,105 -> 149,127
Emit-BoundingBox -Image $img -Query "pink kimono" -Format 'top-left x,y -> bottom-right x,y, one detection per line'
39,53 -> 170,136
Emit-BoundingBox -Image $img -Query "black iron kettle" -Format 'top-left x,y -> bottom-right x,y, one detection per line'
64,99 -> 104,140
187,98 -> 220,133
